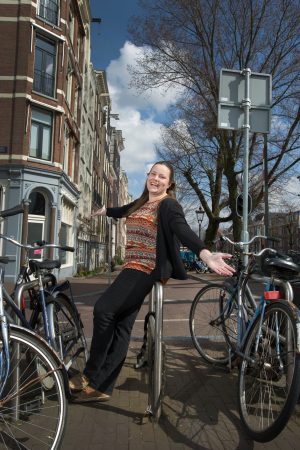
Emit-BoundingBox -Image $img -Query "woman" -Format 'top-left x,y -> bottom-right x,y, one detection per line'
70,161 -> 235,402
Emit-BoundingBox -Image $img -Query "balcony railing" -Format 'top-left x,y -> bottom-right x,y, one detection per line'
33,69 -> 55,97
38,0 -> 59,25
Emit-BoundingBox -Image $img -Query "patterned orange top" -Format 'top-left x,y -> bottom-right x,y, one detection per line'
123,200 -> 160,274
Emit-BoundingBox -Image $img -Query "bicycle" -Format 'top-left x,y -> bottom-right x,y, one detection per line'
0,206 -> 67,449
189,234 -> 300,442
0,205 -> 88,380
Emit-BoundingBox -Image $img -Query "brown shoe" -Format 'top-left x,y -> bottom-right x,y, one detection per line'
69,374 -> 89,392
74,385 -> 111,403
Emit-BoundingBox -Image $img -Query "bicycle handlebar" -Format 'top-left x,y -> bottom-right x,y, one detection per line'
219,235 -> 282,258
0,204 -> 24,219
219,234 -> 280,247
34,240 -> 74,252
0,234 -> 75,252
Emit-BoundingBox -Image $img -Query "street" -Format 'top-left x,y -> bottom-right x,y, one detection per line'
61,272 -> 300,450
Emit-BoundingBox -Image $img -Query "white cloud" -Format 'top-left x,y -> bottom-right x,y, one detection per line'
107,41 -> 183,114
106,42 -> 184,196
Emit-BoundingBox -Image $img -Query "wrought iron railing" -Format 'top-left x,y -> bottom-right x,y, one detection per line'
33,69 -> 55,97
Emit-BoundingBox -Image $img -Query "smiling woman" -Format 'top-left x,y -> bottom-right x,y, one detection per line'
69,160 -> 235,403
147,165 -> 172,199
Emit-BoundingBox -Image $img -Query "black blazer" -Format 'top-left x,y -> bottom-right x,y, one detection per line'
106,197 -> 206,280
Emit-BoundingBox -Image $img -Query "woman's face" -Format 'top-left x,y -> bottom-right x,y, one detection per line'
146,164 -> 171,198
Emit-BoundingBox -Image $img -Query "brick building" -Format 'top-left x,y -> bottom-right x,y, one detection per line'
0,1 -> 129,281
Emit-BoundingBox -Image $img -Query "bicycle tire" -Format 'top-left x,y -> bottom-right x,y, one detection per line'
189,283 -> 235,364
238,301 -> 300,442
0,326 -> 67,449
47,295 -> 89,377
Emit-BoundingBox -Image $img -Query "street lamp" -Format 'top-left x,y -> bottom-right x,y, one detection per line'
196,207 -> 205,238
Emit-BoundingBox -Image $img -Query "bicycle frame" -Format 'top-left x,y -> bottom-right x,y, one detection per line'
2,271 -> 56,344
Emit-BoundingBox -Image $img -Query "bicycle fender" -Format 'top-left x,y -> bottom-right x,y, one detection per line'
266,300 -> 300,353
50,280 -> 70,295
285,300 -> 300,353
47,292 -> 83,328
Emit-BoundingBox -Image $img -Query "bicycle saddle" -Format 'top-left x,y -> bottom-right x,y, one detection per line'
261,252 -> 300,280
29,259 -> 61,272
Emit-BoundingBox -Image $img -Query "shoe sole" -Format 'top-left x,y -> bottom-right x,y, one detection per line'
73,395 -> 110,403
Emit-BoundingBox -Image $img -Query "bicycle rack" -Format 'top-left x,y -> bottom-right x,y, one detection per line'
149,281 -> 164,420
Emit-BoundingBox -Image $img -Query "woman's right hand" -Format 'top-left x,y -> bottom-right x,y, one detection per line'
90,206 -> 106,218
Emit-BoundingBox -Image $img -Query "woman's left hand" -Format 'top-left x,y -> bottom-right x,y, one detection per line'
199,250 -> 235,276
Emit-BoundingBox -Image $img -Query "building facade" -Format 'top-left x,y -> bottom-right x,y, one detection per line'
0,1 -> 129,280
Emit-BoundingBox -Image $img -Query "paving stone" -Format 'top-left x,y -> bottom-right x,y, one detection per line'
62,274 -> 300,450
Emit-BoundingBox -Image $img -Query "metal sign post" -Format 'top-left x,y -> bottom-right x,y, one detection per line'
242,68 -> 251,261
218,68 -> 272,260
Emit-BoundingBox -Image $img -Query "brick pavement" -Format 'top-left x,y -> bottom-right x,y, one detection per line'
61,271 -> 300,450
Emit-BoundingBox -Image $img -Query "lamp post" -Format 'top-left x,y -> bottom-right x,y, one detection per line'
196,207 -> 205,239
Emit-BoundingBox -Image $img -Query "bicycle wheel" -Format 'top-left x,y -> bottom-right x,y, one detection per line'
238,301 -> 300,442
0,326 -> 67,449
47,296 -> 89,377
189,284 -> 236,364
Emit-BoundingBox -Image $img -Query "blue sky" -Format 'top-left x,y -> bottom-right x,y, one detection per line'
88,1 -> 183,198
90,1 -> 143,70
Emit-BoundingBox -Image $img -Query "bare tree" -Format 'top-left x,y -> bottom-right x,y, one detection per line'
129,0 -> 300,246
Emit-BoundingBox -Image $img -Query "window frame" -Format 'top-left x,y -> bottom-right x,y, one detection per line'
37,0 -> 60,27
33,34 -> 57,98
29,107 -> 53,161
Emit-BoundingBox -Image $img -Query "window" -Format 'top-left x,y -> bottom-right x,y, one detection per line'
29,192 -> 46,215
77,240 -> 85,265
69,8 -> 74,45
59,198 -> 74,265
66,59 -> 73,106
59,223 -> 71,264
30,107 -> 52,160
33,36 -> 56,97
63,124 -> 70,173
28,191 -> 47,259
37,0 -> 59,26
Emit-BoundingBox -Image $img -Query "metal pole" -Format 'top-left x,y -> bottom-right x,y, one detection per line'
242,68 -> 251,263
263,134 -> 269,237
154,281 -> 163,419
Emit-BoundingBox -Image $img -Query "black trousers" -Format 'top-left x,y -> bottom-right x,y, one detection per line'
84,268 -> 155,394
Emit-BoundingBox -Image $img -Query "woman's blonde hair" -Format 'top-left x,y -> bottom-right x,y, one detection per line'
124,161 -> 176,217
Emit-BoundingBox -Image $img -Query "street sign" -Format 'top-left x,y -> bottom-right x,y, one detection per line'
218,69 -> 272,133
218,104 -> 270,133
